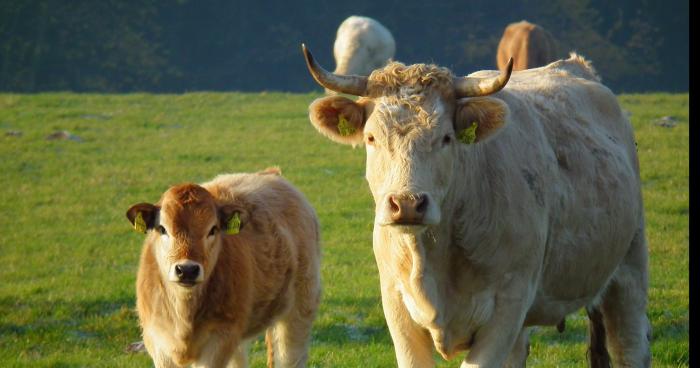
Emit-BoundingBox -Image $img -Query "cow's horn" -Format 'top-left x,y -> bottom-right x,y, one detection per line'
301,43 -> 368,96
453,57 -> 513,98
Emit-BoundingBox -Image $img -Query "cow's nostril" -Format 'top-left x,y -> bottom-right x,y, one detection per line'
415,194 -> 428,214
175,264 -> 199,282
389,195 -> 401,215
388,193 -> 428,224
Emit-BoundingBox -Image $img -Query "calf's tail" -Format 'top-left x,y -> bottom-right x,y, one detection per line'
266,328 -> 274,368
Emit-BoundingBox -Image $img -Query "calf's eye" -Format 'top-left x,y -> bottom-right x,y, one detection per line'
157,225 -> 167,235
208,226 -> 218,237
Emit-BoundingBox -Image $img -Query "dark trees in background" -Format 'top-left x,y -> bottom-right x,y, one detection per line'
0,0 -> 688,93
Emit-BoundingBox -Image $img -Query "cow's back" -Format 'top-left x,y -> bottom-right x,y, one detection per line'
333,15 -> 396,76
202,170 -> 321,335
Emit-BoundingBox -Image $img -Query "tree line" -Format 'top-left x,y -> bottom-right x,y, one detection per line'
0,0 -> 688,93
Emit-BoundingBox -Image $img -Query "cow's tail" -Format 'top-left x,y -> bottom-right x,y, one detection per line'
265,328 -> 274,368
586,306 -> 612,368
265,328 -> 275,368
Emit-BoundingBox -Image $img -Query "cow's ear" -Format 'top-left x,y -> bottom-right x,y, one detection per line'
454,97 -> 509,145
218,204 -> 250,235
126,203 -> 158,234
308,96 -> 371,146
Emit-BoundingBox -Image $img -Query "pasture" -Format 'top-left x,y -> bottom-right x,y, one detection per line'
0,92 -> 688,367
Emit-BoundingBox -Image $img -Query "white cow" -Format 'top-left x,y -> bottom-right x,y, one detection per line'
301,43 -> 651,367
328,15 -> 395,94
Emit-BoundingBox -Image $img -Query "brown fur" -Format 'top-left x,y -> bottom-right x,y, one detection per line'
128,170 -> 321,368
265,329 -> 274,368
497,20 -> 558,71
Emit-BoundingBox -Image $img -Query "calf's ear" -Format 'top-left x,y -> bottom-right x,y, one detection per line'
218,204 -> 250,235
454,97 -> 509,145
308,96 -> 371,146
126,203 -> 158,234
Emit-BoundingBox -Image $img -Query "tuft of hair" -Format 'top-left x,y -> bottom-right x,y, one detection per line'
566,52 -> 600,82
259,166 -> 282,176
367,61 -> 456,99
170,183 -> 210,205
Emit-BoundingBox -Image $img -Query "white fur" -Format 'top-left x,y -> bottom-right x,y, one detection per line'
333,16 -> 395,77
362,56 -> 648,366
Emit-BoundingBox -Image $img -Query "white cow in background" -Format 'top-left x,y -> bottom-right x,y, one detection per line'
329,15 -> 395,94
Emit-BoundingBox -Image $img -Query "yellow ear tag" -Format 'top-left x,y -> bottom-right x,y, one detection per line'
226,212 -> 241,235
458,121 -> 478,144
133,212 -> 147,233
337,115 -> 356,137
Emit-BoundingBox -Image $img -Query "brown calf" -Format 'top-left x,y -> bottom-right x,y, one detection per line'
126,168 -> 321,367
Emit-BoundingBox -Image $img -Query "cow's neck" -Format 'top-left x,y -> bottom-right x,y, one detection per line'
161,274 -> 207,341
376,219 -> 452,329
376,152 -> 490,329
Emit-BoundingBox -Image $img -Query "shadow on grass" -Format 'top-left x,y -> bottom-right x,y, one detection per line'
531,312 -> 687,365
314,296 -> 687,365
312,295 -> 392,347
0,295 -> 687,365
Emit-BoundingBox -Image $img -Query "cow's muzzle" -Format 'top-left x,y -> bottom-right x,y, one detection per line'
170,261 -> 203,287
387,192 -> 428,225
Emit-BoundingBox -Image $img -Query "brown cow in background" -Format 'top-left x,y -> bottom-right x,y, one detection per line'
497,20 -> 558,71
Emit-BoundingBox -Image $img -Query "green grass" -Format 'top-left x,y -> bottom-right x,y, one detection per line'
0,92 -> 688,367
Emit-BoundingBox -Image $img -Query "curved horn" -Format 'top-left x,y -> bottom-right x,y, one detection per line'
454,57 -> 513,98
301,43 -> 368,96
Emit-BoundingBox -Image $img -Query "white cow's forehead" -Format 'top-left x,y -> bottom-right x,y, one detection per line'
373,95 -> 447,129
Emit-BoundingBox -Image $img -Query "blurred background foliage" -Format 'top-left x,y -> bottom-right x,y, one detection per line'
0,0 -> 688,93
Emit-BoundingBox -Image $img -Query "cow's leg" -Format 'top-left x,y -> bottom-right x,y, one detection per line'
148,349 -> 178,368
461,291 -> 530,368
267,316 -> 313,368
142,331 -> 178,368
597,230 -> 651,367
267,289 -> 319,368
194,335 -> 240,368
150,353 -> 178,368
586,306 -> 611,368
503,327 -> 530,368
224,339 -> 250,368
381,283 -> 435,368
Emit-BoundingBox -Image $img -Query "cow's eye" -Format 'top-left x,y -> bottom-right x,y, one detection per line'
366,134 -> 375,145
442,135 -> 452,146
208,226 -> 218,237
157,225 -> 167,235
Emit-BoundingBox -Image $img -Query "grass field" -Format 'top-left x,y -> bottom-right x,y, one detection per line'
0,92 -> 688,367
